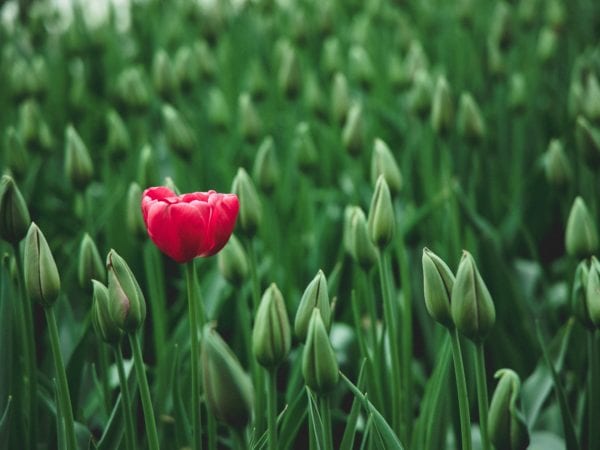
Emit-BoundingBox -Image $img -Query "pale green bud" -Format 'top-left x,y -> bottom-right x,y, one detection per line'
207,88 -> 231,129
217,234 -> 248,286
152,49 -> 177,98
65,125 -> 93,190
117,67 -> 150,111
78,233 -> 105,289
304,73 -> 326,117
543,139 -> 571,187
5,127 -> 28,178
451,251 -> 496,342
431,76 -> 453,135
408,69 -> 433,118
295,270 -> 331,341
321,38 -> 343,76
367,175 -> 395,249
253,283 -> 291,368
0,175 -> 31,244
231,168 -> 262,237
487,39 -> 506,78
404,41 -> 429,81
572,260 -> 593,329
342,103 -> 364,157
583,74 -> 600,122
238,93 -> 262,143
174,46 -> 198,91
163,105 -> 196,159
457,93 -> 486,143
349,45 -> 375,88
106,109 -> 130,160
422,248 -> 455,328
294,122 -> 318,172
371,138 -> 402,195
546,0 -> 566,29
19,99 -> 42,149
302,308 -> 339,394
489,2 -> 513,50
91,280 -> 123,345
565,197 -> 598,258
575,116 -> 600,168
278,44 -> 301,98
537,27 -> 558,63
194,40 -> 217,80
349,207 -> 378,271
253,136 -> 279,194
137,144 -> 158,188
244,60 -> 268,100
586,257 -> 600,328
331,72 -> 351,125
508,73 -> 527,112
24,223 -> 60,308
126,182 -> 146,240
107,249 -> 146,333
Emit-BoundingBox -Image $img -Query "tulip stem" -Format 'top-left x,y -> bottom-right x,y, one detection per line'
267,369 -> 278,450
589,331 -> 598,448
185,262 -> 202,450
449,328 -> 472,450
98,344 -> 112,415
115,345 -> 136,450
475,343 -> 491,450
129,332 -> 160,450
45,306 -> 77,450
320,395 -> 334,450
377,250 -> 402,437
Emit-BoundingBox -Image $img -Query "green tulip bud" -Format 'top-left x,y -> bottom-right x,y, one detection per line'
68,59 -> 86,110
19,99 -> 42,149
508,73 -> 527,112
304,73 -> 326,117
163,105 -> 196,159
487,39 -> 506,78
253,283 -> 291,368
349,45 -> 375,88
583,74 -> 600,122
24,223 -> 60,308
518,0 -> 537,25
244,60 -> 268,100
106,109 -> 130,160
543,139 -> 571,187
572,260 -> 594,329
0,175 -> 31,244
489,2 -> 513,50
117,67 -> 150,111
431,76 -> 453,136
38,121 -> 54,153
342,103 -> 364,157
537,27 -> 558,63
458,93 -> 486,143
451,251 -> 496,342
388,54 -> 409,90
565,196 -> 598,258
202,326 -> 254,429
253,136 -> 279,194
152,49 -> 177,98
106,249 -> 146,333
546,0 -> 566,29
194,40 -> 217,80
173,46 -> 197,91
78,233 -> 105,289
408,69 -> 433,118
575,116 -> 600,168
367,175 -> 395,249
126,182 -> 146,240
422,248 -> 455,328
137,144 -> 158,188
343,206 -> 359,256
371,138 -> 402,195
321,38 -> 343,76
294,122 -> 318,172
217,234 -> 248,285
207,87 -> 231,130
586,256 -> 600,328
295,270 -> 331,341
405,41 -> 429,82
232,168 -> 262,237
488,369 -> 530,450
91,280 -> 123,345
349,207 -> 378,271
302,308 -> 339,394
65,125 -> 94,190
331,72 -> 351,125
278,44 -> 301,98
5,127 -> 28,178
238,93 -> 262,143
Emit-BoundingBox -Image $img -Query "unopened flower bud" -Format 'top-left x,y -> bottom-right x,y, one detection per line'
331,72 -> 351,125
208,88 -> 231,130
342,103 -> 364,157
91,280 -> 123,345
565,196 -> 598,258
405,41 -> 429,81
117,67 -> 150,111
586,256 -> 600,328
0,175 -> 31,244
371,138 -> 402,195
19,99 -> 42,148
349,45 -> 375,88
163,105 -> 196,159
278,44 -> 301,98
509,73 -> 527,112
107,249 -> 146,333
125,182 -> 146,240
302,308 -> 339,394
572,260 -> 593,329
238,93 -> 262,143
422,248 -> 455,328
488,369 -> 530,450
217,234 -> 248,285
152,49 -> 177,98
173,46 -> 198,91
294,122 -> 318,172
295,270 -> 331,341
537,27 -> 558,63
367,175 -> 395,249
458,93 -> 486,143
106,109 -> 130,160
489,2 -> 513,50
5,127 -> 28,178
322,38 -> 343,76
78,233 -> 105,289
253,136 -> 279,194
194,40 -> 217,80
431,76 -> 453,135
138,144 -> 158,188
65,125 -> 93,190
349,207 -> 378,271
583,74 -> 600,122
408,69 -> 433,118
232,168 -> 262,237
244,60 -> 267,100
451,251 -> 495,342
304,73 -> 326,117
487,40 -> 506,78
543,139 -> 571,187
202,326 -> 254,429
24,223 -> 60,308
576,116 -> 600,168
253,283 -> 291,368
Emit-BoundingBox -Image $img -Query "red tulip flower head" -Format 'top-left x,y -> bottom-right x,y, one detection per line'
141,187 -> 239,263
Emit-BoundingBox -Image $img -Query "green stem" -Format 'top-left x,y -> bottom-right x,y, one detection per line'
377,250 -> 402,437
129,333 -> 160,450
45,307 -> 77,450
320,395 -> 334,450
185,262 -> 201,450
475,343 -> 491,450
230,428 -> 246,450
98,344 -> 112,415
115,345 -> 136,450
449,328 -> 472,450
143,244 -> 167,365
267,369 -> 278,450
589,331 -> 598,448
245,240 -> 261,313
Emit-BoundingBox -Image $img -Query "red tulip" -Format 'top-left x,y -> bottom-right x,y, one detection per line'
141,186 -> 239,263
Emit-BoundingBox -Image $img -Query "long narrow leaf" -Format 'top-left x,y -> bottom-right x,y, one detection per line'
340,360 -> 367,450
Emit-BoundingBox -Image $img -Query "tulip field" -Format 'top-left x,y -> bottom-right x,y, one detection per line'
2,0 -> 600,449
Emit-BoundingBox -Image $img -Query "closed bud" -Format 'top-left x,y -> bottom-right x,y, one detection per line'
583,74 -> 600,122
349,45 -> 375,88
138,144 -> 158,188
431,76 -> 453,135
451,251 -> 495,342
489,2 -> 513,50
302,308 -> 339,394
458,93 -> 486,143
0,175 -> 31,244
19,99 -> 42,149
78,233 -> 105,289
343,206 -> 358,256
253,136 -> 279,194
65,125 -> 93,190
174,46 -> 199,91
117,67 -> 150,111
405,41 -> 429,81
244,60 -> 268,100
304,73 -> 326,117
202,326 -> 254,429
537,27 -> 558,63
575,116 -> 600,168
126,182 -> 146,240
238,93 -> 262,143
231,168 -> 262,237
543,139 -> 571,187
487,40 -> 506,78
107,249 -> 146,333
217,234 -> 248,285
152,49 -> 177,98
488,369 -> 530,450
349,207 -> 378,270
546,0 -> 566,30
408,69 -> 434,118
565,197 -> 598,258
422,248 -> 455,328
207,88 -> 231,130
24,223 -> 60,308
294,122 -> 318,172
371,138 -> 402,195
367,175 -> 395,249
509,73 -> 527,112
518,0 -> 537,25
342,103 -> 364,157
5,127 -> 28,178
253,283 -> 291,368
278,44 -> 301,98
91,280 -> 123,345
322,38 -> 343,76
295,270 -> 331,341
586,256 -> 600,328
194,40 -> 217,80
388,55 -> 409,90
106,110 -> 130,160
163,105 -> 196,159
331,72 -> 351,125
572,260 -> 594,329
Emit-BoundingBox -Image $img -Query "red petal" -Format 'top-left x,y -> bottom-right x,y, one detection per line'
203,193 -> 239,256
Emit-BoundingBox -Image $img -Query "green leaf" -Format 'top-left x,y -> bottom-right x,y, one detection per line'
340,360 -> 367,450
0,396 -> 12,448
279,383 -> 308,450
306,388 -> 324,450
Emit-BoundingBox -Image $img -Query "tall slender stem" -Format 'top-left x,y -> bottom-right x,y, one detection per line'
589,331 -> 598,448
267,369 -> 278,450
143,243 -> 167,365
449,328 -> 472,450
320,395 -> 334,450
129,333 -> 160,450
186,262 -> 201,450
98,344 -> 112,415
475,343 -> 491,450
115,345 -> 136,450
397,235 -> 413,442
377,251 -> 402,437
45,307 -> 77,450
